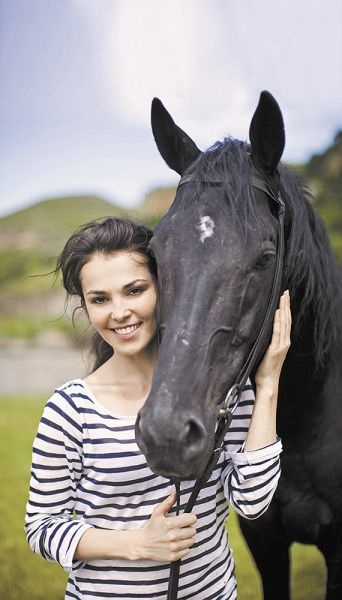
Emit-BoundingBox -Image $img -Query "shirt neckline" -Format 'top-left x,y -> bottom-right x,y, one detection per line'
73,378 -> 138,422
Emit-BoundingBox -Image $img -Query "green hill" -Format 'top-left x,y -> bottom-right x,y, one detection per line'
0,194 -> 127,253
0,195 -> 128,298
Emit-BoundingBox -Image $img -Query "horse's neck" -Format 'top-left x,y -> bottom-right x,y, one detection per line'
278,294 -> 341,436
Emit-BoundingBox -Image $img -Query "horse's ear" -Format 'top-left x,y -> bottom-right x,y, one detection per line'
249,91 -> 285,173
151,98 -> 201,175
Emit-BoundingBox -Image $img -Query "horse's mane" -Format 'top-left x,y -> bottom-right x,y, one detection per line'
278,163 -> 342,369
181,137 -> 342,369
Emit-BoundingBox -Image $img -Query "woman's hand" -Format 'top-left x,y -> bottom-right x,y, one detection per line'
244,290 -> 291,450
133,491 -> 197,562
255,289 -> 292,389
75,491 -> 196,563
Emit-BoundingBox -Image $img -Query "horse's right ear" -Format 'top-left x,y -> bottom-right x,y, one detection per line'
249,91 -> 285,174
151,98 -> 201,175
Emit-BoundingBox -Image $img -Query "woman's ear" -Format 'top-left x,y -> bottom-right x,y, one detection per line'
249,91 -> 285,173
151,98 -> 201,175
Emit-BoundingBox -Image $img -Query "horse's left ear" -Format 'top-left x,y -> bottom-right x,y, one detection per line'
249,91 -> 285,173
151,98 -> 201,175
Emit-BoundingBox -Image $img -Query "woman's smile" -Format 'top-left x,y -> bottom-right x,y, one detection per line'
112,322 -> 142,338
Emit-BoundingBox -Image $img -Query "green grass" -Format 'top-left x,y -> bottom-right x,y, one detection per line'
1,395 -> 68,599
1,395 -> 326,599
228,512 -> 326,599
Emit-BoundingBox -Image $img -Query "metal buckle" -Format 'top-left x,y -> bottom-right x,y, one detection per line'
219,383 -> 239,417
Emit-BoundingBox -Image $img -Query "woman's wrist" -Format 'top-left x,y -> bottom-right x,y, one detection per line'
110,529 -> 147,561
255,376 -> 279,402
125,529 -> 144,561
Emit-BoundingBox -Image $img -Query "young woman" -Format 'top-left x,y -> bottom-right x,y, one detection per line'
25,216 -> 291,600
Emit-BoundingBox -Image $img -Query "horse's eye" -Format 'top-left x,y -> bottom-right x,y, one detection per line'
255,251 -> 275,270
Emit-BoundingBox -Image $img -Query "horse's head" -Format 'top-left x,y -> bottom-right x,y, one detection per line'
135,91 -> 285,480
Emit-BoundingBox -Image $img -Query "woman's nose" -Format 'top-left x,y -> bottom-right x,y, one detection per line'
110,300 -> 131,322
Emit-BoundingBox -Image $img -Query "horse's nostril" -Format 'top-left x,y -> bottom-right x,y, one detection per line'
184,420 -> 203,446
182,419 -> 206,461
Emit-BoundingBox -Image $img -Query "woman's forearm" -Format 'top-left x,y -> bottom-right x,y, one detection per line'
244,379 -> 278,451
74,527 -> 139,561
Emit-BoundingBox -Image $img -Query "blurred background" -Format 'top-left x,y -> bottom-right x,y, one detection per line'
0,0 -> 341,598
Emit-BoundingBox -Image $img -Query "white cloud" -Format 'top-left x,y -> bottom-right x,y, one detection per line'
69,0 -> 341,161
105,0 -> 254,147
107,1 -> 205,121
102,0 -> 341,158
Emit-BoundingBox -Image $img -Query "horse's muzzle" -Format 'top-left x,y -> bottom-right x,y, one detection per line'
135,412 -> 212,480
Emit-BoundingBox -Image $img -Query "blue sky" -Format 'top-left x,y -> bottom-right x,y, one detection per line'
0,0 -> 341,217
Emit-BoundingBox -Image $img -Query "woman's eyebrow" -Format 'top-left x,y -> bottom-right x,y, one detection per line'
85,279 -> 148,296
122,278 -> 148,290
86,289 -> 107,296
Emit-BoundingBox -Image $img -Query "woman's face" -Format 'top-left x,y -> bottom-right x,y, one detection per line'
81,251 -> 157,357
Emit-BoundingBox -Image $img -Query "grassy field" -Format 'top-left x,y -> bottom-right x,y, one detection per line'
1,395 -> 326,599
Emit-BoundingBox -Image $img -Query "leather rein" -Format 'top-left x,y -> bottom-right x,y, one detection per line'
166,169 -> 286,600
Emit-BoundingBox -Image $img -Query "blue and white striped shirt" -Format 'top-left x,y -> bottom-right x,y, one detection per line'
25,379 -> 282,599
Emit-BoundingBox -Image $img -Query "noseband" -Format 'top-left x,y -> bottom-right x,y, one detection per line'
166,169 -> 286,600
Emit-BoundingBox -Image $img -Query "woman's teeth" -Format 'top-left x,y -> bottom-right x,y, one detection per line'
114,324 -> 139,334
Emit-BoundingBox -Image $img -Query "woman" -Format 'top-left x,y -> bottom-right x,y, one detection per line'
25,216 -> 291,599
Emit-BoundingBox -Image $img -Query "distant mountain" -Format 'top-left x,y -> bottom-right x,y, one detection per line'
301,130 -> 342,261
0,195 -> 127,254
130,186 -> 176,227
0,189 -> 176,253
304,130 -> 342,204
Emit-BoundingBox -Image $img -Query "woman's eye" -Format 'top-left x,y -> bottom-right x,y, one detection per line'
91,296 -> 108,304
129,287 -> 144,296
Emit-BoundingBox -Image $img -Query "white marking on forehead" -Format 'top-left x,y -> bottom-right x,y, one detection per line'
197,215 -> 215,243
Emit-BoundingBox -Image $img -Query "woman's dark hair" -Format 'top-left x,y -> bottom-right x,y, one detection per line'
56,216 -> 156,371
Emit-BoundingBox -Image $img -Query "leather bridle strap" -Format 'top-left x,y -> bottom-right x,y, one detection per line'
227,175 -> 286,394
166,172 -> 286,600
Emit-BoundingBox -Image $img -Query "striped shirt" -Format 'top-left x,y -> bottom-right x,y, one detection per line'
25,379 -> 282,599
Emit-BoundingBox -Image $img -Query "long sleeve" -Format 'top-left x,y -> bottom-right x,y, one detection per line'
25,390 -> 92,571
221,381 -> 282,519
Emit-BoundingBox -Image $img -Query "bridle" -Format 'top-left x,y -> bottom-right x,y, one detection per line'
166,167 -> 286,600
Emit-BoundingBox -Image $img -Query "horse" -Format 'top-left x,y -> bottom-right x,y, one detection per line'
135,91 -> 342,599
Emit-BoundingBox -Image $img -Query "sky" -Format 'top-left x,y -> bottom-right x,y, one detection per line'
0,0 -> 341,217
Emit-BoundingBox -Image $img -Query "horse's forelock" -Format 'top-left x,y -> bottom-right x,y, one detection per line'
176,138 -> 266,238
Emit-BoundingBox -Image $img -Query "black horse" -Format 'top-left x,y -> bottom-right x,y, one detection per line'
135,91 -> 342,599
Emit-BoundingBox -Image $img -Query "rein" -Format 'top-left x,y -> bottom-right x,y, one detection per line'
166,170 -> 286,600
